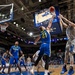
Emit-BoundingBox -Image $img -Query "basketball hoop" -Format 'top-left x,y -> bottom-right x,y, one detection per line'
0,23 -> 9,32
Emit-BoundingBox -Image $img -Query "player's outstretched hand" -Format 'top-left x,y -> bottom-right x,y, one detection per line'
59,14 -> 63,18
34,42 -> 37,45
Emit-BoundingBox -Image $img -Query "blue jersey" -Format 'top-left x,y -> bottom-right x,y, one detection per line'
10,45 -> 21,58
40,30 -> 51,44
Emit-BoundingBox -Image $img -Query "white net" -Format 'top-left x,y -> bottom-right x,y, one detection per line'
0,3 -> 14,24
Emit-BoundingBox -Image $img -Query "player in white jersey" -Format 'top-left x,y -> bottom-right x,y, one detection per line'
26,57 -> 33,72
59,14 -> 75,75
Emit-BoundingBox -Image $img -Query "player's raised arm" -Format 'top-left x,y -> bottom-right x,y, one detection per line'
34,35 -> 41,45
59,15 -> 68,28
46,15 -> 55,31
60,14 -> 75,27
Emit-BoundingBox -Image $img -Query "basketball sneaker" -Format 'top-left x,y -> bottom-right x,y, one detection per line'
60,65 -> 67,74
66,66 -> 74,75
30,66 -> 34,75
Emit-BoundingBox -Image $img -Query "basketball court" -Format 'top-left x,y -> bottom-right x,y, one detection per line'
0,65 -> 75,75
0,0 -> 75,75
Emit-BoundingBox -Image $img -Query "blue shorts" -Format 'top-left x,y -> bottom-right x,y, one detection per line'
10,56 -> 19,64
39,43 -> 51,57
1,59 -> 6,65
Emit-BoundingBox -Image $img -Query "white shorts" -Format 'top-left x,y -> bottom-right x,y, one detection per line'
65,40 -> 71,53
66,40 -> 71,48
70,39 -> 75,53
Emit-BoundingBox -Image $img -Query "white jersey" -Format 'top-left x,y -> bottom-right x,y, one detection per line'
66,26 -> 75,40
26,62 -> 33,71
66,26 -> 75,53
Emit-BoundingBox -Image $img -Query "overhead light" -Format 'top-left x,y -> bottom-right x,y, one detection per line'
2,14 -> 5,17
21,7 -> 24,10
23,29 -> 25,31
5,16 -> 7,19
14,22 -> 16,24
22,27 -> 24,29
57,39 -> 59,41
16,24 -> 18,27
39,0 -> 41,2
29,32 -> 33,36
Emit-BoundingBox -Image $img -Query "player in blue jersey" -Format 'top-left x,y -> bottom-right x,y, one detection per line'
1,50 -> 9,74
30,15 -> 55,75
8,41 -> 23,75
19,54 -> 26,70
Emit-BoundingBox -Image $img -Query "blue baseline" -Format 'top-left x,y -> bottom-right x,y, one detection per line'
0,71 -> 44,75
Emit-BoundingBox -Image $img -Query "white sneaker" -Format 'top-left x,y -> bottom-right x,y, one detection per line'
30,68 -> 34,75
44,72 -> 47,75
44,72 -> 50,75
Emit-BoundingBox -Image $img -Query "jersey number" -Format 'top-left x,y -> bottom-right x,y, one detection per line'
42,32 -> 47,38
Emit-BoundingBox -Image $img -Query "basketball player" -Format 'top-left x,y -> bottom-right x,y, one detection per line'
19,54 -> 26,70
1,50 -> 9,74
26,57 -> 33,72
8,41 -> 23,75
30,15 -> 55,75
33,50 -> 45,68
59,14 -> 75,75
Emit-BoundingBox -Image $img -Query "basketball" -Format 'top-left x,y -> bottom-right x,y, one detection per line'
49,6 -> 55,13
